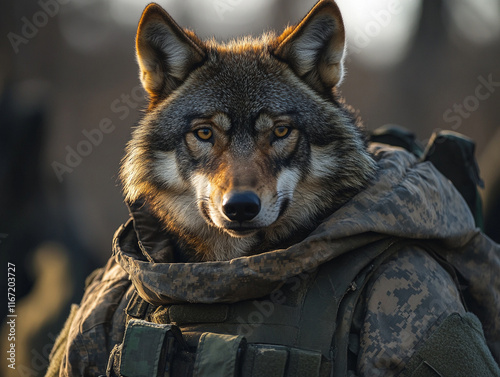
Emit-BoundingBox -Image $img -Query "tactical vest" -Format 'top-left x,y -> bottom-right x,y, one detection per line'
103,238 -> 500,377
104,238 -> 399,377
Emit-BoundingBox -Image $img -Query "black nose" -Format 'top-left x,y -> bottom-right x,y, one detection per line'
222,191 -> 261,222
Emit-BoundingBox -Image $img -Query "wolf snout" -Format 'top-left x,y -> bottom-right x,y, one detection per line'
222,191 -> 261,222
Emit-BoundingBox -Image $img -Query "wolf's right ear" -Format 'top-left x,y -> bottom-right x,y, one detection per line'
136,4 -> 206,100
271,0 -> 346,94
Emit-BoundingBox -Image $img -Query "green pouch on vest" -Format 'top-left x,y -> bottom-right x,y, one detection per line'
110,319 -> 187,377
400,313 -> 500,377
193,332 -> 245,377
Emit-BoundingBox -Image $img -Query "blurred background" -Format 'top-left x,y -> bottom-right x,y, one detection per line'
1,0 -> 500,375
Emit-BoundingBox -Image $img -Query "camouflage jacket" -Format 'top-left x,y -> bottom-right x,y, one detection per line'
50,145 -> 500,376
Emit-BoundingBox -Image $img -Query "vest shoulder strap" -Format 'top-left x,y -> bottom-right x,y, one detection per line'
297,237 -> 400,356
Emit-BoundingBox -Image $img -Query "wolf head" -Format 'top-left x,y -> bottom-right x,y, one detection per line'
121,0 -> 377,261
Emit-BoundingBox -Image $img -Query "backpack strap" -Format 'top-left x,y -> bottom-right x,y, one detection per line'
369,124 -> 425,158
422,130 -> 484,229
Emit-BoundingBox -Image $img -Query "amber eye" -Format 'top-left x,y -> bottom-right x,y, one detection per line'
195,128 -> 213,141
274,125 -> 291,139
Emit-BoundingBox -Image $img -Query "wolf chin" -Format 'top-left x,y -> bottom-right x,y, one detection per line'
120,0 -> 377,262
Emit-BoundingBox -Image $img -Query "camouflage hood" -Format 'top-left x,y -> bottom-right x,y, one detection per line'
115,144 -> 498,308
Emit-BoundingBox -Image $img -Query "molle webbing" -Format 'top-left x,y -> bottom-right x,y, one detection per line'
240,344 -> 326,377
107,319 -> 329,377
150,304 -> 230,325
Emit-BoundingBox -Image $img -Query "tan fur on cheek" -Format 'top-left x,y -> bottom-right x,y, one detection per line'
308,145 -> 337,180
276,168 -> 301,195
152,151 -> 189,192
156,192 -> 206,230
190,173 -> 211,202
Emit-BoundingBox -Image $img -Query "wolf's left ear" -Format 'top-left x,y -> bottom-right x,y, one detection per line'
136,4 -> 206,100
272,0 -> 346,93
